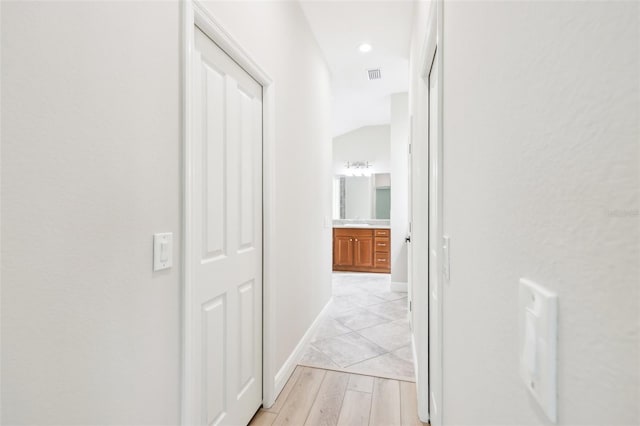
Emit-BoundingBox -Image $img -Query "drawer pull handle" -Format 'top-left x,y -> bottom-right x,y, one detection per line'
377,243 -> 386,246
377,258 -> 386,262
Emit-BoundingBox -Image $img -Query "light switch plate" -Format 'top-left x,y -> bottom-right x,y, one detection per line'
153,233 -> 173,271
519,278 -> 557,423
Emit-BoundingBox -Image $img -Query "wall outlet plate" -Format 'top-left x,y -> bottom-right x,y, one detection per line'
519,278 -> 557,423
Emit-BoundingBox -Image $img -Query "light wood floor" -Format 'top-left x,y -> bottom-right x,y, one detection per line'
249,366 -> 427,426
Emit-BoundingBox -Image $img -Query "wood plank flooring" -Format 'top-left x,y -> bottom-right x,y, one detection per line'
251,366 -> 427,426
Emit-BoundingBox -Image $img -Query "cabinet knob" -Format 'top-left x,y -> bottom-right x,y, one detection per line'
350,238 -> 353,242
355,238 -> 358,242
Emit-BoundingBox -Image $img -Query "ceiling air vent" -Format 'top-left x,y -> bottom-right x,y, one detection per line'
367,68 -> 381,80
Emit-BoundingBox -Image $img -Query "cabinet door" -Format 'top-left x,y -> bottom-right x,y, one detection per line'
354,236 -> 374,267
334,236 -> 354,266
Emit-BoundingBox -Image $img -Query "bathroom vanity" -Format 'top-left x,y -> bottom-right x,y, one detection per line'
332,226 -> 391,273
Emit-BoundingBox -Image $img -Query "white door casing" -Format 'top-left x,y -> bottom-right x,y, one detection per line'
187,25 -> 263,426
410,51 -> 431,425
412,1 -> 443,423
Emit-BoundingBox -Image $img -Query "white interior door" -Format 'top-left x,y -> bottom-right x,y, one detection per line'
188,25 -> 263,426
410,62 -> 431,424
427,50 -> 442,426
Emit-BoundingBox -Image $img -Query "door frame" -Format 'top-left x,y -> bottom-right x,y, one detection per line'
415,0 -> 444,423
181,1 -> 278,423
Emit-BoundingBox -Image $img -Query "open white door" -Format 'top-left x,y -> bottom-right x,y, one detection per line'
186,25 -> 263,426
427,50 -> 442,426
412,2 -> 443,423
410,55 -> 431,425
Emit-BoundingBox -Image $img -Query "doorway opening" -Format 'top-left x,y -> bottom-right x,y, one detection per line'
295,2 -> 416,389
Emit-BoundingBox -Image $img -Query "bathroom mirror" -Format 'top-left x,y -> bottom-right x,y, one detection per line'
333,173 -> 391,220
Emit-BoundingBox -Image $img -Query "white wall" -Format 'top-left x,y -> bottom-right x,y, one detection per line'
1,1 -> 332,423
410,1 -> 639,424
333,125 -> 391,175
375,173 -> 391,188
1,2 -> 182,423
390,93 -> 409,284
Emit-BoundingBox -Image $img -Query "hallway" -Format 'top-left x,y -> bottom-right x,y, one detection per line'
249,366 -> 425,426
299,273 -> 414,382
1,0 -> 638,425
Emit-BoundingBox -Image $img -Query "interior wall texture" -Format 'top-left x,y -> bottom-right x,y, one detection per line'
409,1 -> 639,424
333,125 -> 391,175
1,2 -> 182,424
1,1 -> 332,424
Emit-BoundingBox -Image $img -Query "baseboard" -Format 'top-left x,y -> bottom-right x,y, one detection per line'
390,281 -> 408,292
272,297 -> 333,402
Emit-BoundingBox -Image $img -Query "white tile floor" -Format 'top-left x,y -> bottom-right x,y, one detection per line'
298,272 -> 415,382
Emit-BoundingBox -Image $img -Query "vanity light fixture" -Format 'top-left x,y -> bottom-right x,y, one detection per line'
346,161 -> 372,169
344,161 -> 373,177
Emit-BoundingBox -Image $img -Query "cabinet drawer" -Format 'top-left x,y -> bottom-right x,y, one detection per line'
334,228 -> 374,237
374,238 -> 390,253
374,229 -> 390,237
374,252 -> 390,268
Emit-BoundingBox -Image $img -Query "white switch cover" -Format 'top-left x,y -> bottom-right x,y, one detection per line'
153,233 -> 173,271
519,278 -> 557,422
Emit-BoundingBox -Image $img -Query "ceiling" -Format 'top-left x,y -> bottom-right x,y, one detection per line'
299,0 -> 414,137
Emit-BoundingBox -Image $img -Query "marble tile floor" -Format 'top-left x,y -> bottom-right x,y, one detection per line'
298,272 -> 415,382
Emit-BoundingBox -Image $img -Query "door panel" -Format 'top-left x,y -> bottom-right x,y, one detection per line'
203,296 -> 226,425
190,25 -> 263,426
334,236 -> 354,266
354,236 -> 373,267
238,89 -> 259,251
203,63 -> 226,260
238,280 -> 255,393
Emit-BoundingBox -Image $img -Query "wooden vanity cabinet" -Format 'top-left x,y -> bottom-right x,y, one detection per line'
333,228 -> 391,273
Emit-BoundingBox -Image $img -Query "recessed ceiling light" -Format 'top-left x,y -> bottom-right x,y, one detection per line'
358,43 -> 372,53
